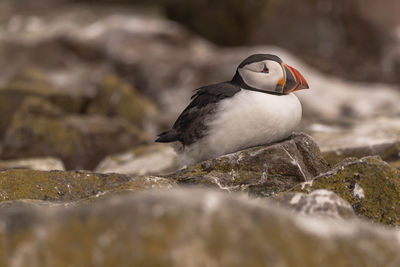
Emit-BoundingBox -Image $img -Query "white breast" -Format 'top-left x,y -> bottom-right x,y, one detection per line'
179,89 -> 302,166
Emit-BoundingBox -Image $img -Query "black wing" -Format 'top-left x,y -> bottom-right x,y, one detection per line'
155,82 -> 241,146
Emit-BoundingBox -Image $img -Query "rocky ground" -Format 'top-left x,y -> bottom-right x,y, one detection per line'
0,0 -> 399,266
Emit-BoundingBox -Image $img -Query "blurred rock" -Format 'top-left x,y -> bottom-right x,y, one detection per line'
322,141 -> 400,166
87,75 -> 159,133
1,97 -> 149,170
0,189 -> 399,266
1,1 -> 399,126
0,69 -> 87,137
175,0 -> 400,83
292,156 -> 400,226
262,0 -> 393,83
96,143 -> 178,176
162,0 -> 267,46
168,133 -> 329,197
0,3 -> 215,119
0,157 -> 65,171
79,0 -> 400,83
272,189 -> 355,219
0,169 -> 175,201
310,117 -> 400,151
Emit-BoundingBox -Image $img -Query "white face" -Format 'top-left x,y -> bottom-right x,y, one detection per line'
238,60 -> 284,92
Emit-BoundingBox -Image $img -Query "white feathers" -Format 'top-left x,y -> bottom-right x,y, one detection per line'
178,90 -> 302,166
238,60 -> 283,92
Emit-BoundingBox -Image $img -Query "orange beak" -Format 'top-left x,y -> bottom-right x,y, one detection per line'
278,63 -> 309,94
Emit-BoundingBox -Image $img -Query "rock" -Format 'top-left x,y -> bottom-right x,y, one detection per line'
0,189 -> 399,266
87,75 -> 159,133
322,141 -> 400,166
0,3 -> 215,119
0,169 -> 176,202
0,157 -> 65,171
310,117 -> 400,152
1,97 -> 149,170
95,143 -> 178,176
0,69 -> 87,137
271,189 -> 355,220
168,133 -> 329,197
292,156 -> 400,226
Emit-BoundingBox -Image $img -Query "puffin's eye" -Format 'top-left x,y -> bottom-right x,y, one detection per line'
261,64 -> 269,73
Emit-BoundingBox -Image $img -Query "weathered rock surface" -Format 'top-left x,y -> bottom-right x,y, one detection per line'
0,169 -> 175,202
292,156 -> 400,226
272,189 -> 355,219
168,133 -> 329,197
0,157 -> 65,171
96,143 -> 178,176
1,97 -> 149,170
0,189 -> 399,266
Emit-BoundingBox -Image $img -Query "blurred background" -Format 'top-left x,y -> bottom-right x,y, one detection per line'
0,0 -> 400,172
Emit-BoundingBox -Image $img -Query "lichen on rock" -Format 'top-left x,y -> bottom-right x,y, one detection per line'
291,156 -> 400,226
0,169 -> 176,202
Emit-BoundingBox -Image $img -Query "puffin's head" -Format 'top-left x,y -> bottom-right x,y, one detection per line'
233,54 -> 309,94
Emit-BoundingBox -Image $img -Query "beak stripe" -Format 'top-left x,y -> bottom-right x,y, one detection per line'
281,63 -> 309,93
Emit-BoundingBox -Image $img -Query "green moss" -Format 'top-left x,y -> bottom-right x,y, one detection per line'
0,170 -> 133,201
0,169 -> 179,203
292,156 -> 400,225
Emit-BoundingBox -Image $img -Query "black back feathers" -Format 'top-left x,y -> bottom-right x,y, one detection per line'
155,82 -> 241,146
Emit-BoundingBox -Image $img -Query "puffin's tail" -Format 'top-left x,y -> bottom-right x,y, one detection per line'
155,130 -> 179,143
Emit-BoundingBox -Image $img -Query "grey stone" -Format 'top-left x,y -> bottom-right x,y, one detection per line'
168,133 -> 329,197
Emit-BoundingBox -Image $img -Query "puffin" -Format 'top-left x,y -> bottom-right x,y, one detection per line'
156,54 -> 309,166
